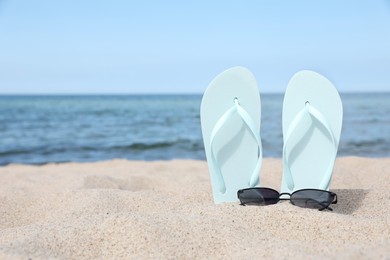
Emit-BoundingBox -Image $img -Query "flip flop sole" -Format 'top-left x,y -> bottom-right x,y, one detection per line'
281,70 -> 343,193
201,67 -> 261,203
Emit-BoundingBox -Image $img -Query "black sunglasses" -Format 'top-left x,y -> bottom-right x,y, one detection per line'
237,188 -> 338,211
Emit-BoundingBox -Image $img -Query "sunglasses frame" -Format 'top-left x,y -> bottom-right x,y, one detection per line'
237,187 -> 338,211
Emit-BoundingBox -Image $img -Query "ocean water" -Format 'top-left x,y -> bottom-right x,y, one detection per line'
0,93 -> 389,165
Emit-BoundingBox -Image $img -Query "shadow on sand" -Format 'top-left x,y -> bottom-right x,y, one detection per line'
331,189 -> 370,215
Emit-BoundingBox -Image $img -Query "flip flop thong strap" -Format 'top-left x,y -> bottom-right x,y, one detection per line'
210,98 -> 262,194
283,102 -> 338,190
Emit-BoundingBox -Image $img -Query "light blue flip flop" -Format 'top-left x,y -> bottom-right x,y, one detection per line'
201,67 -> 262,203
281,70 -> 343,194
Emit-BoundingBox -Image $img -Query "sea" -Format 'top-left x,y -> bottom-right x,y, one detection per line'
0,93 -> 389,165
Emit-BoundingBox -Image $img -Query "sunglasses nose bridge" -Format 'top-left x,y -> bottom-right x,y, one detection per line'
279,192 -> 291,200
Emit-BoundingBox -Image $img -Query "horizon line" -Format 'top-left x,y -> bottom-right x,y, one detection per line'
0,90 -> 389,96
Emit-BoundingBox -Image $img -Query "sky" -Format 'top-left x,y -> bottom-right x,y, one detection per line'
0,0 -> 389,94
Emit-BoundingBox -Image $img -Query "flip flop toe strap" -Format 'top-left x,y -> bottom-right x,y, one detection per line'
283,102 -> 338,190
210,98 -> 262,194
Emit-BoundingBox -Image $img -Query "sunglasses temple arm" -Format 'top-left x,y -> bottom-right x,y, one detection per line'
319,206 -> 333,211
304,199 -> 333,211
239,199 -> 266,206
319,194 -> 338,211
333,194 -> 338,204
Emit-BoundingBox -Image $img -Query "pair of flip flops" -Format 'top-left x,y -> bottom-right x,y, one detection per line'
200,67 -> 343,204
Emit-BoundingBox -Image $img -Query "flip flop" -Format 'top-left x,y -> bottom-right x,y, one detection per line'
200,67 -> 262,203
281,70 -> 343,194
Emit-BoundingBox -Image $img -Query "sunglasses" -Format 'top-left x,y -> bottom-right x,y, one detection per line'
237,188 -> 338,211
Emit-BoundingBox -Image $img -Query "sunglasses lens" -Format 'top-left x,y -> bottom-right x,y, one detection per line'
238,188 -> 280,206
290,190 -> 335,209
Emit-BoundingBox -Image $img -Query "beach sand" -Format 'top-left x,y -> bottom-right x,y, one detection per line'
0,157 -> 389,259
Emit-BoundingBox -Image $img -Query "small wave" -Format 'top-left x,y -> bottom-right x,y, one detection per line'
0,149 -> 31,156
113,139 -> 203,151
347,138 -> 388,147
118,142 -> 175,150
